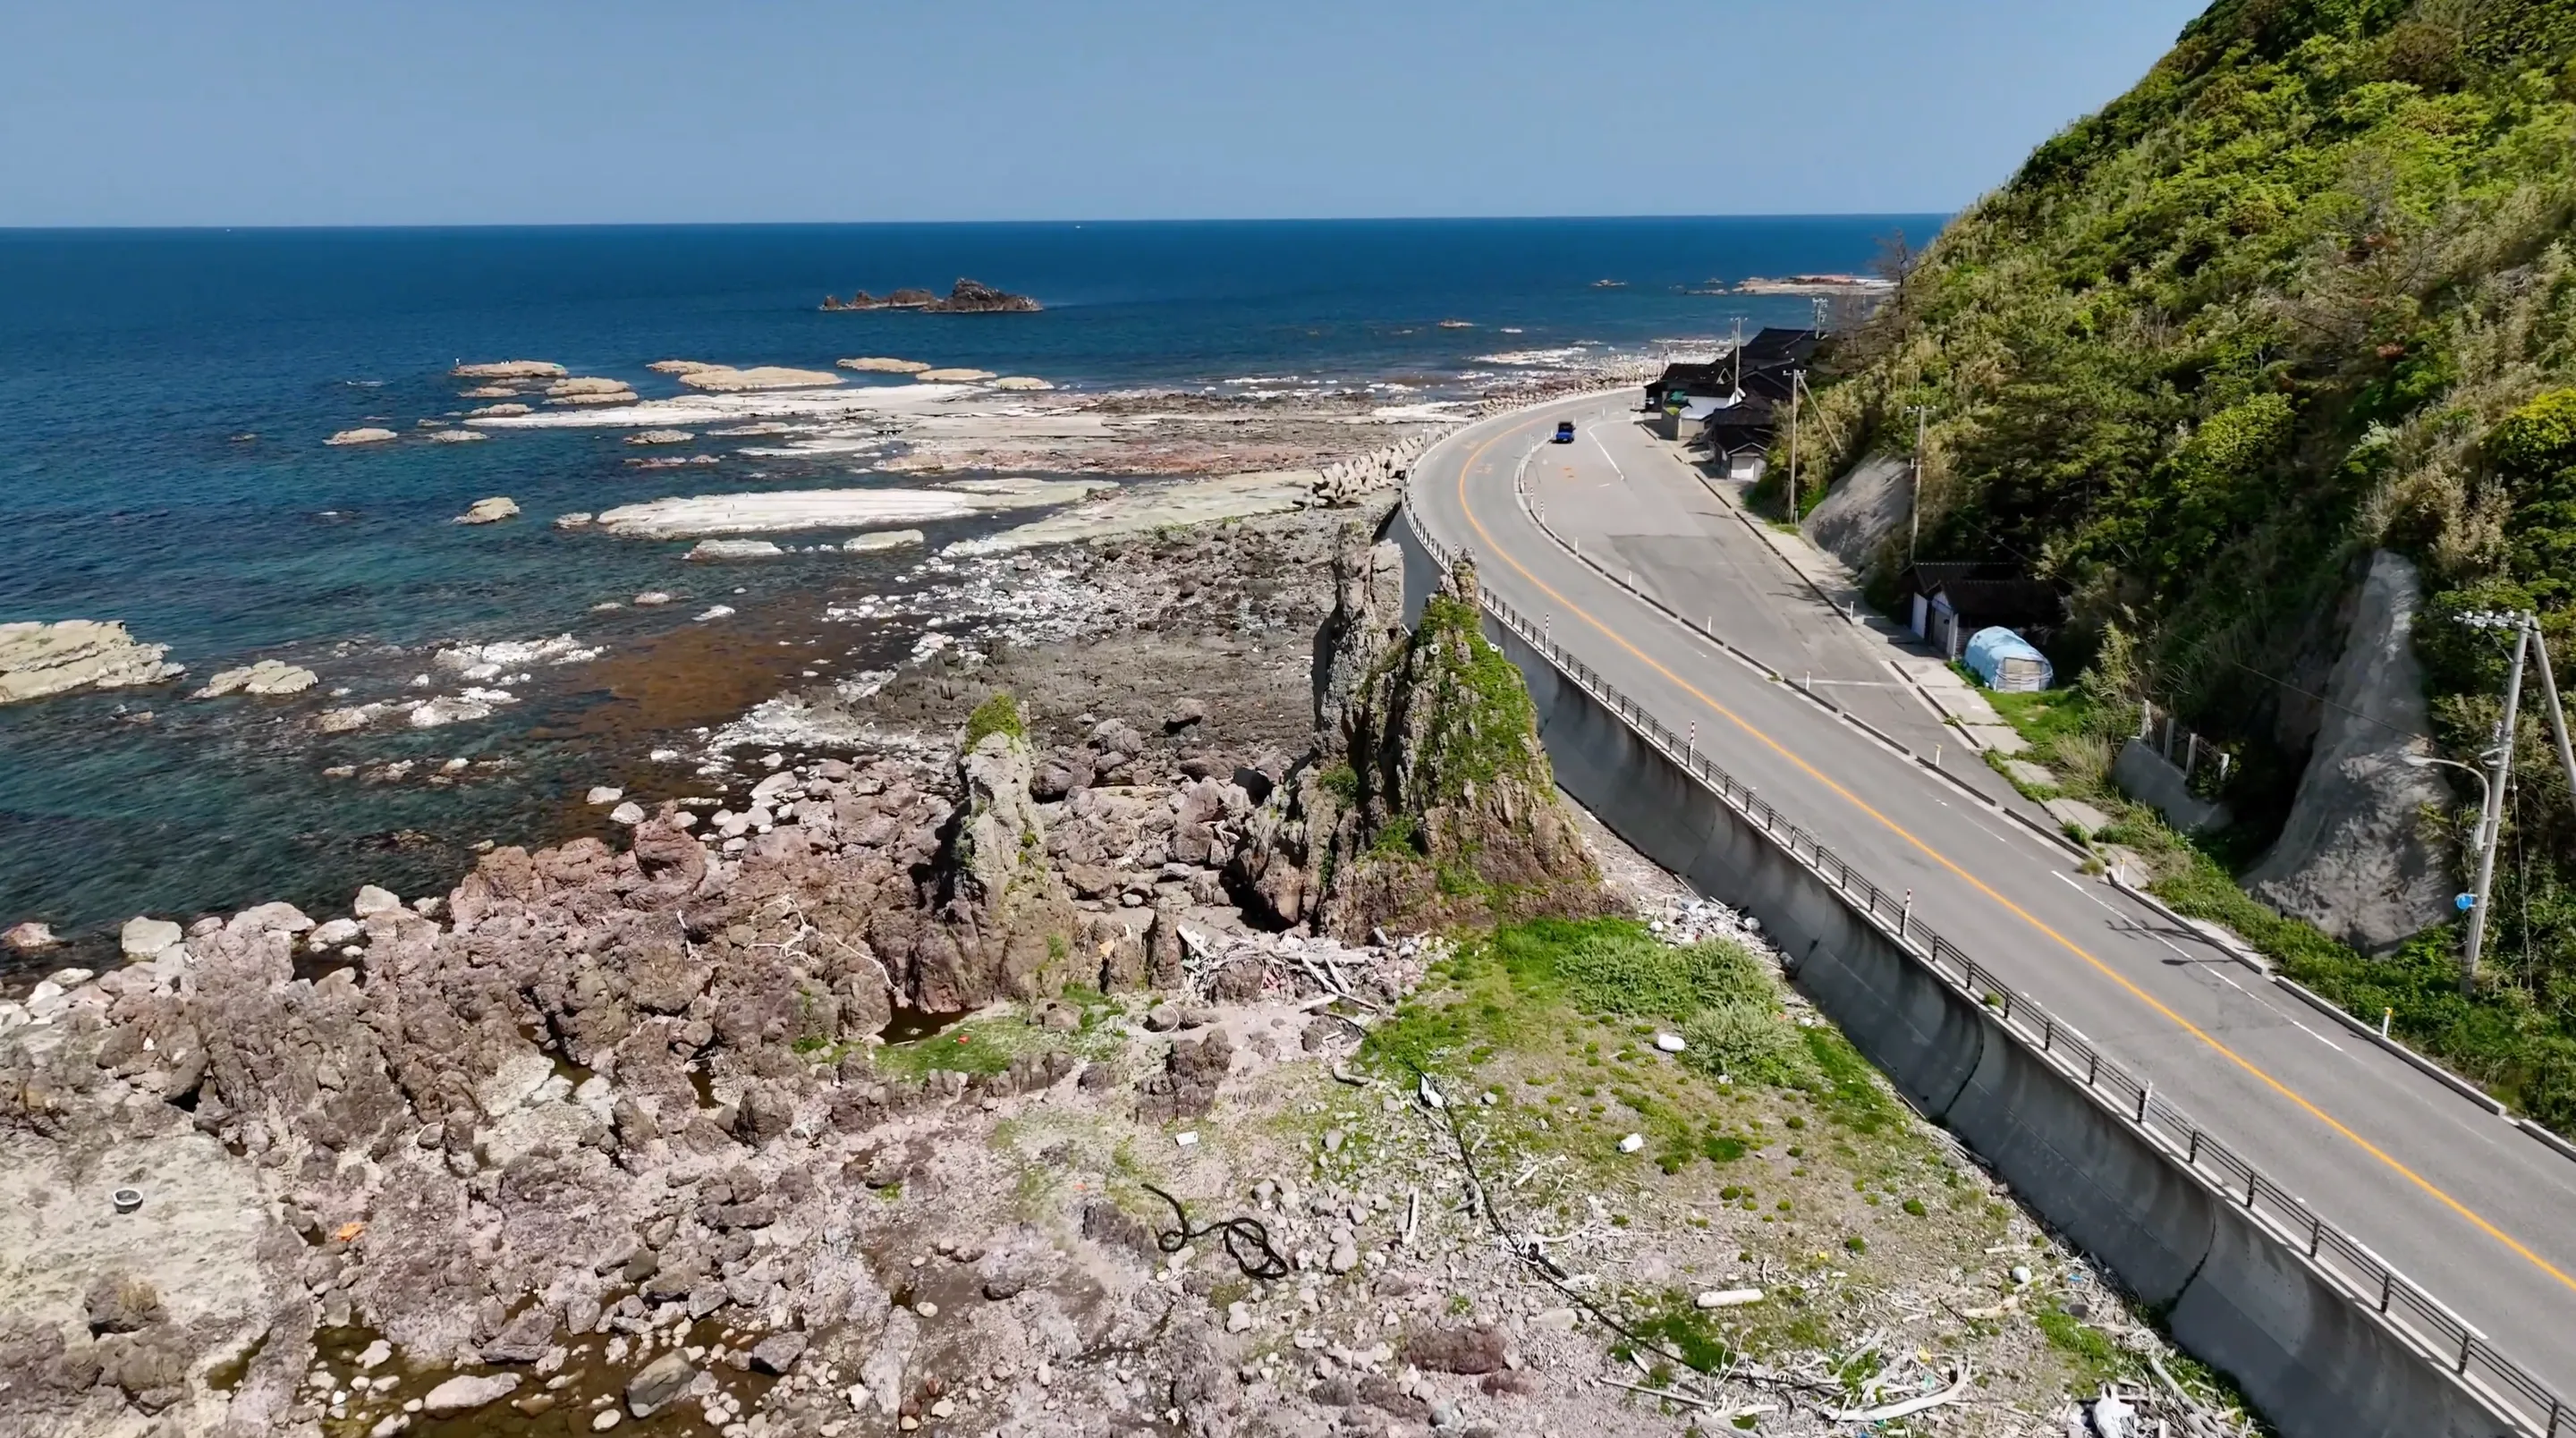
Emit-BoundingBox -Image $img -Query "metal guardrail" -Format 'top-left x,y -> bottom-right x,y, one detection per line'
1397,484 -> 2571,1437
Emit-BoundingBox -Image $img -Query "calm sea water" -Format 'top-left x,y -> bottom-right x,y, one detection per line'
0,216 -> 1933,962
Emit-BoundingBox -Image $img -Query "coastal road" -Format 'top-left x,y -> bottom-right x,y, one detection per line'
1406,393 -> 2576,1401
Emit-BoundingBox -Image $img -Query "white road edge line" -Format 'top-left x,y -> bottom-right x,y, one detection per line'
2049,872 -> 2346,1054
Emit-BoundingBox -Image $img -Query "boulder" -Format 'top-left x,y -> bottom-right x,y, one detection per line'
835,357 -> 931,374
458,496 -> 521,525
119,917 -> 183,960
4,921 -> 59,951
423,1373 -> 521,1416
626,430 -> 696,445
352,885 -> 402,918
325,427 -> 399,446
428,429 -> 487,444
0,621 -> 182,705
626,1351 -> 694,1417
1400,1323 -> 1507,1375
750,1332 -> 809,1375
2246,550 -> 2453,952
83,1272 -> 165,1333
916,368 -> 997,384
992,376 -> 1054,391
547,376 -> 632,398
468,402 -> 533,419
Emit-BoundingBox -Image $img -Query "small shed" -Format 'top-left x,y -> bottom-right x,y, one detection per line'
1963,627 -> 2054,692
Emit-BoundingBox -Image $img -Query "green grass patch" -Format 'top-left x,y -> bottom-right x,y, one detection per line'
962,690 -> 1026,749
2032,1304 -> 2128,1388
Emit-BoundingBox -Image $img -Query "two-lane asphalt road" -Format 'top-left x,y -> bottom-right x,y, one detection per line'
1407,392 -> 2576,1400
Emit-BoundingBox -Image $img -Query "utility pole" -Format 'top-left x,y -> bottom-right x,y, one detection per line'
1787,367 -> 1802,520
2459,613 -> 2531,995
1908,405 -> 1929,565
2529,617 -> 2576,807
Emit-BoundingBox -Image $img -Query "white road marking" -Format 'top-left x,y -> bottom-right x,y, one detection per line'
1589,426 -> 1630,485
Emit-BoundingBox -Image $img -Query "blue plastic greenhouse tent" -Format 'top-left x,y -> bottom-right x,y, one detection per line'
1962,627 -> 2053,692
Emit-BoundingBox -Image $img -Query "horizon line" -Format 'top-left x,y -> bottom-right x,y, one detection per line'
0,211 -> 1955,235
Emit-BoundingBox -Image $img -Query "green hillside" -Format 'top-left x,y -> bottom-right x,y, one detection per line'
1797,0 -> 2576,1114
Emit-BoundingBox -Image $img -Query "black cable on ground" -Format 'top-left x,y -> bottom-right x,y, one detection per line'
1140,1180 -> 1292,1281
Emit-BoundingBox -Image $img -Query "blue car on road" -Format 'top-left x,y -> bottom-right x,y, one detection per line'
1553,420 -> 1576,444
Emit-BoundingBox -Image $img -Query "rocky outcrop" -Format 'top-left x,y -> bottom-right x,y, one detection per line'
933,696 -> 1080,1002
323,427 -> 397,446
191,659 -> 317,700
451,360 -> 565,380
456,496 -> 520,525
836,357 -> 931,374
685,539 -> 784,562
0,621 -> 182,705
673,366 -> 843,393
2246,550 -> 2452,952
1233,544 -> 1608,938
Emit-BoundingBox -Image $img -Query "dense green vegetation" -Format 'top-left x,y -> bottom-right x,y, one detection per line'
1800,0 -> 2576,1115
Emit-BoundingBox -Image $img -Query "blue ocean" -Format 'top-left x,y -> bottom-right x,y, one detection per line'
0,216 -> 1932,967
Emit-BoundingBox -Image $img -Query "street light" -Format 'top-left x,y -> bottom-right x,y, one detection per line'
2407,749 -> 2503,993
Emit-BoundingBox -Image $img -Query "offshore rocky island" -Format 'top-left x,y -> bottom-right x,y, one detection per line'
818,281 -> 1041,315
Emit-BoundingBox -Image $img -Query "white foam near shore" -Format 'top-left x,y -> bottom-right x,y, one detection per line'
593,478 -> 1112,539
465,382 -> 984,430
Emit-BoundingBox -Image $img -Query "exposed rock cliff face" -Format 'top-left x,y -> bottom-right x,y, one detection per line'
1234,545 -> 1607,938
1802,454 -> 1911,578
2245,551 -> 2452,952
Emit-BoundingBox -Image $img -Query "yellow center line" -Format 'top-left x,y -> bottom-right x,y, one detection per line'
1450,419 -> 2576,1294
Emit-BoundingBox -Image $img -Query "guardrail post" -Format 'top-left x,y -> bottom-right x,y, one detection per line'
2459,1332 -> 2475,1375
2184,1129 -> 2199,1163
2378,1271 -> 2394,1314
1900,889 -> 1913,941
2136,1081 -> 2151,1123
2085,1053 -> 2098,1085
2040,1016 -> 2054,1052
2308,1216 -> 2324,1258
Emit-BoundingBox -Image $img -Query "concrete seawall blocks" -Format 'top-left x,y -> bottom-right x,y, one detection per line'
1387,505 -> 2516,1438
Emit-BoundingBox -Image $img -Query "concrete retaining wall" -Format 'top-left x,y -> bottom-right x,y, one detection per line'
1388,510 -> 2512,1437
2114,739 -> 2233,833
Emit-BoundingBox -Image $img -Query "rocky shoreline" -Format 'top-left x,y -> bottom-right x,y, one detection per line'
0,487 -> 2252,1438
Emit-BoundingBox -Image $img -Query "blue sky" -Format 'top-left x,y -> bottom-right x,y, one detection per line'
0,1 -> 2209,225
